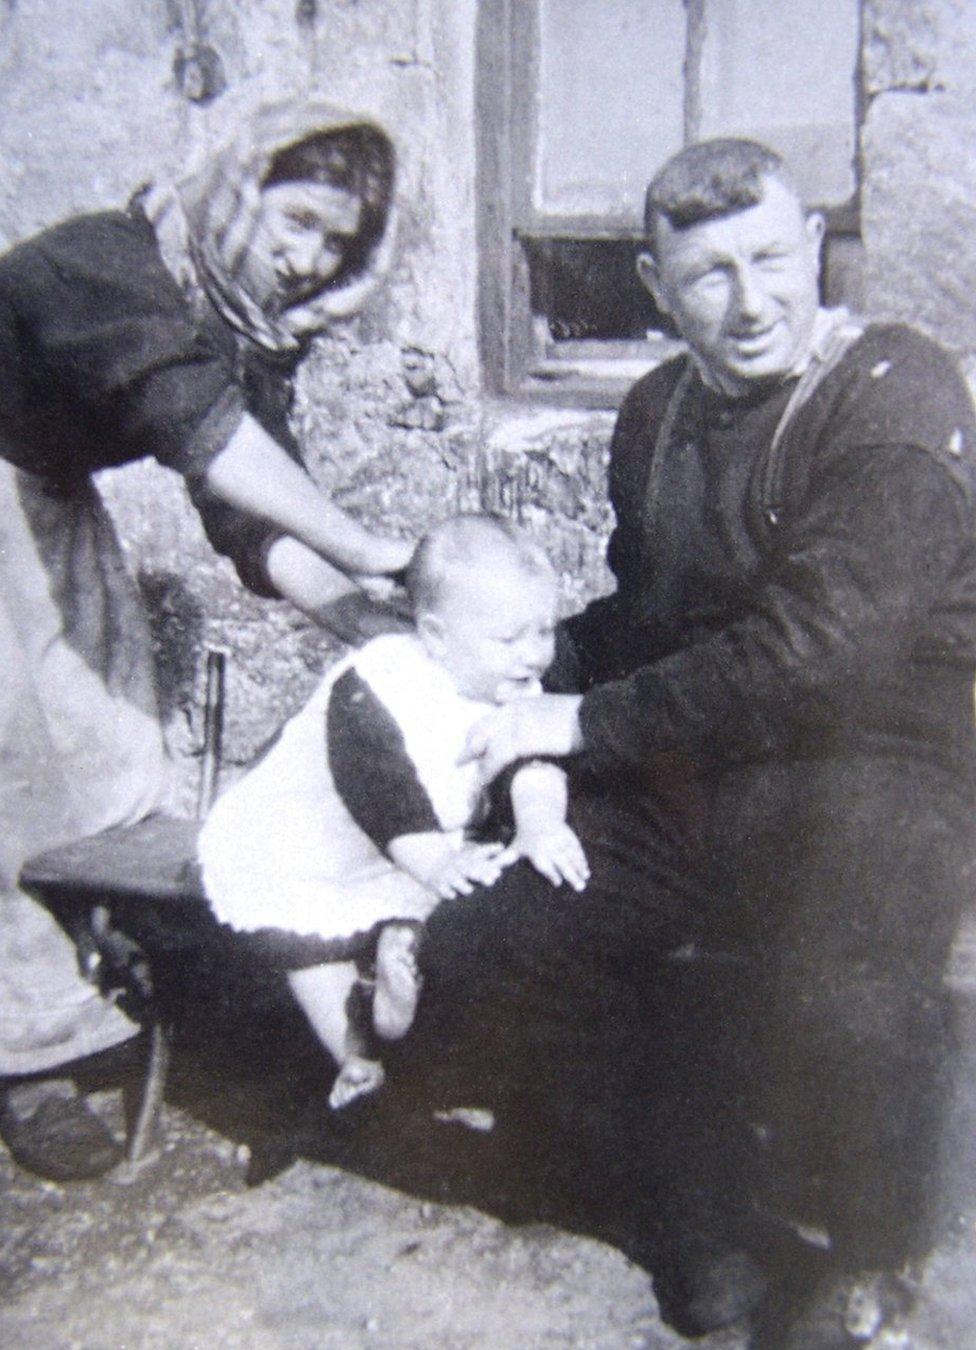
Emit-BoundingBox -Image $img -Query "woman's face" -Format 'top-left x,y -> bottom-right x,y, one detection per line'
241,181 -> 362,317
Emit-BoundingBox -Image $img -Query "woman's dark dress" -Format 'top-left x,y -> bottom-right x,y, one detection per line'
0,209 -> 300,1071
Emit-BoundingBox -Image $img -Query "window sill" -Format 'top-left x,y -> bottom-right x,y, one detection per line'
512,335 -> 685,409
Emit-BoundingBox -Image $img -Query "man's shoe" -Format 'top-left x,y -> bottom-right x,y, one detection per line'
653,1240 -> 771,1336
0,1087 -> 122,1182
683,1247 -> 771,1333
753,1269 -> 917,1349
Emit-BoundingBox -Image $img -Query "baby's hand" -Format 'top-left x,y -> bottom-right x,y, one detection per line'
508,824 -> 590,892
427,841 -> 513,898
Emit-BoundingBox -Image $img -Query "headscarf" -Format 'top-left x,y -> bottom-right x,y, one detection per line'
144,99 -> 397,354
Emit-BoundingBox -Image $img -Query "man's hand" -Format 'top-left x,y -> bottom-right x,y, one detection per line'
462,694 -> 585,782
501,822 -> 590,892
425,841 -> 514,898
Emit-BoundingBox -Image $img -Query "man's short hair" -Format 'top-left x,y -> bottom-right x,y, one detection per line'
643,138 -> 798,257
406,513 -> 554,616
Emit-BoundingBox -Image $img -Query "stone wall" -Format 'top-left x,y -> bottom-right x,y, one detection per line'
0,0 -> 490,799
4,0 -> 975,801
861,0 -> 976,381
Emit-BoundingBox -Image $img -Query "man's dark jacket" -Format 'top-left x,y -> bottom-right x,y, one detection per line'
560,320 -> 976,1267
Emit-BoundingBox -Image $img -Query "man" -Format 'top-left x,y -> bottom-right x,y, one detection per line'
446,139 -> 976,1344
0,100 -> 410,1183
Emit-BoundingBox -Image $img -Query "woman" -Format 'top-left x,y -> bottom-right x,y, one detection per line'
0,99 -> 409,1179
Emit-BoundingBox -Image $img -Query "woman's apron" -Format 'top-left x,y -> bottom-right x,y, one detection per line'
0,463 -> 171,1074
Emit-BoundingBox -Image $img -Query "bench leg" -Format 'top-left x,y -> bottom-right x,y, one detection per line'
79,902 -> 171,1179
113,1017 -> 171,1182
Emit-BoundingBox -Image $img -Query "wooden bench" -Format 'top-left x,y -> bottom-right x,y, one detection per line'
24,645 -> 976,1185
18,652 -> 227,1177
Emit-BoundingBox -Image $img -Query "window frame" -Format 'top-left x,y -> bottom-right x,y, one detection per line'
477,0 -> 864,409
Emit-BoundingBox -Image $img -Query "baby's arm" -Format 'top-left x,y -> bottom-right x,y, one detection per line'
327,671 -> 510,899
388,831 -> 510,899
504,761 -> 590,891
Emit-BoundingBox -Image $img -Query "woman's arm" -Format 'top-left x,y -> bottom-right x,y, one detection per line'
204,412 -> 413,576
264,537 -> 411,642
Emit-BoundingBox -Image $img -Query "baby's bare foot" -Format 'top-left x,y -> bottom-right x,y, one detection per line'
328,1055 -> 385,1110
373,924 -> 423,1041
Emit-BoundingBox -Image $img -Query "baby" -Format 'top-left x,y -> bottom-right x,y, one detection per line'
198,514 -> 589,1108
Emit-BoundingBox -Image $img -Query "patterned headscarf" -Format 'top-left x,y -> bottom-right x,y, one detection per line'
145,99 -> 396,354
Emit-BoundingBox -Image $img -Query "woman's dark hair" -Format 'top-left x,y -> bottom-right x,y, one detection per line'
263,125 -> 395,285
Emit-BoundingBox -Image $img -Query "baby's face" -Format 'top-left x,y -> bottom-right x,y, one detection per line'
427,563 -> 558,704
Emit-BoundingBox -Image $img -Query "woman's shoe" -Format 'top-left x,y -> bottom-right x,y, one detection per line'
0,1083 -> 122,1182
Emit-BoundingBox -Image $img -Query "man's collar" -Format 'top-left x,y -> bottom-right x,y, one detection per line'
801,306 -> 856,373
691,307 -> 853,398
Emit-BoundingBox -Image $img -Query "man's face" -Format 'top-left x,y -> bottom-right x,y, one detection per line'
241,181 -> 362,317
420,564 -> 558,705
638,176 -> 825,396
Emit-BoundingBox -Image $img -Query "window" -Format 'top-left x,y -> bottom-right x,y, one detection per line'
478,0 -> 863,405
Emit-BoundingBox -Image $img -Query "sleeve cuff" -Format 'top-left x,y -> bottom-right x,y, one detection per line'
170,387 -> 246,479
578,678 -> 651,777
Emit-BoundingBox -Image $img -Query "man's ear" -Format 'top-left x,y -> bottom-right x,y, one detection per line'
805,211 -> 826,254
415,610 -> 445,658
636,251 -> 667,314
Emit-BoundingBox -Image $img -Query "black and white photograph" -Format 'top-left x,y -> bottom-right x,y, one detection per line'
2,2 -> 976,1346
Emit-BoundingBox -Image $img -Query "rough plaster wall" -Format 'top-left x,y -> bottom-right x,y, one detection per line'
0,0 -> 183,246
0,0 -> 493,800
861,0 -> 976,378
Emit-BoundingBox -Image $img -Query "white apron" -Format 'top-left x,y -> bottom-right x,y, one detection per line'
198,633 -> 495,944
0,463 -> 171,1074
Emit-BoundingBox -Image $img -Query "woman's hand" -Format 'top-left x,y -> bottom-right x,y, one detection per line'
462,694 -> 585,782
352,573 -> 413,617
264,537 -> 411,642
356,536 -> 415,578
